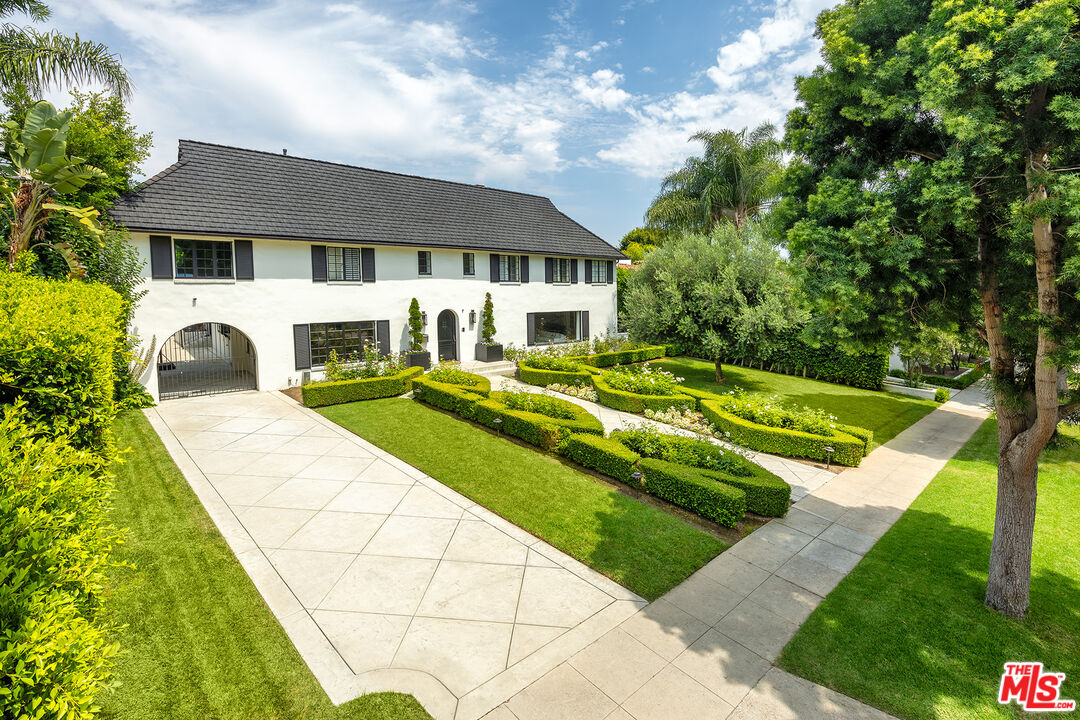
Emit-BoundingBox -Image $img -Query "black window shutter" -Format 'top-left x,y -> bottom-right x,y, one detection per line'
376,319 -> 390,357
519,255 -> 529,283
580,311 -> 590,340
361,247 -> 376,283
311,245 -> 327,282
607,260 -> 615,284
235,240 -> 254,280
584,259 -> 593,283
545,257 -> 553,284
490,253 -> 500,283
570,259 -> 578,284
149,235 -> 173,279
527,312 -> 536,345
293,324 -> 311,370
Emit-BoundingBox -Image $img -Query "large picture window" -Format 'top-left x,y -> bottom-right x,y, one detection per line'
499,254 -> 520,282
309,321 -> 376,366
590,260 -> 607,284
327,246 -> 361,281
175,239 -> 233,279
532,311 -> 580,345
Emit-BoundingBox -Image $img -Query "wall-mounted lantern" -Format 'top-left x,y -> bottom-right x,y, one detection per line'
421,311 -> 428,327
469,309 -> 477,326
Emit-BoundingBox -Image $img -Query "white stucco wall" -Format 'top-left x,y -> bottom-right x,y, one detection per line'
128,233 -> 619,400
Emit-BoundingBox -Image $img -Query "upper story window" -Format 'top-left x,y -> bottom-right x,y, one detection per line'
175,239 -> 233,279
418,250 -> 432,276
590,260 -> 608,284
327,246 -> 361,282
552,258 -> 570,283
463,252 -> 475,276
499,254 -> 519,282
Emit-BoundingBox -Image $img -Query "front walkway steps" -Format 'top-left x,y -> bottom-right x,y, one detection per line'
481,385 -> 991,720
145,391 -> 645,720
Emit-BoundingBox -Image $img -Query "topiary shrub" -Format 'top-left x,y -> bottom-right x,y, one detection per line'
638,457 -> 747,527
301,366 -> 424,407
557,433 -> 641,485
481,292 -> 497,345
407,298 -> 424,352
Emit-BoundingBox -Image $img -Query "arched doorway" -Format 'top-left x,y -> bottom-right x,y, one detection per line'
158,322 -> 257,400
436,309 -> 458,362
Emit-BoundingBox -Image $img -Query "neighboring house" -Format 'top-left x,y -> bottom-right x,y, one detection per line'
110,141 -> 624,401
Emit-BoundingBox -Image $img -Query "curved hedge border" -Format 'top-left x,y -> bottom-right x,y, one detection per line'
639,458 -> 746,527
699,398 -> 868,466
888,367 -> 985,390
517,362 -> 595,388
471,391 -> 604,451
411,375 -> 490,416
558,433 -> 641,485
582,345 -> 666,368
591,374 -> 695,414
301,366 -> 424,407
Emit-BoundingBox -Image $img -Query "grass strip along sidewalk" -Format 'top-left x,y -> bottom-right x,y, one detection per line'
101,411 -> 432,720
319,398 -> 728,601
779,420 -> 1080,720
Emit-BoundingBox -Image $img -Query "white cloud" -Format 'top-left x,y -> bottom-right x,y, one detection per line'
572,69 -> 631,111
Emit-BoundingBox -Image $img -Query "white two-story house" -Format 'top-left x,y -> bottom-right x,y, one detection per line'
110,141 -> 624,401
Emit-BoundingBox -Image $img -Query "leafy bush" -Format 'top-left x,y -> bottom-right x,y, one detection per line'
557,433 -> 642,485
324,344 -> 407,381
500,389 -> 577,419
602,364 -> 684,396
935,388 -> 950,403
639,458 -> 747,527
519,350 -> 583,372
426,363 -> 490,389
612,427 -> 753,477
0,403 -> 121,720
301,366 -> 423,407
472,391 -> 604,450
0,273 -> 124,453
715,391 -> 838,436
591,374 -> 694,413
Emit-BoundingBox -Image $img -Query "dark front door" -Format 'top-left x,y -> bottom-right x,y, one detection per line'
437,310 -> 457,362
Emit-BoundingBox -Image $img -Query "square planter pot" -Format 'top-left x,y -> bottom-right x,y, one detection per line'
475,343 -> 503,362
406,351 -> 431,369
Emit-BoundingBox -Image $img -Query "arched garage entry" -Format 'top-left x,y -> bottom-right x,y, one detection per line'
157,322 -> 257,400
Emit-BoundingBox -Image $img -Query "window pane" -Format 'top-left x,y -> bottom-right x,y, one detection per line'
463,252 -> 474,276
327,247 -> 344,281
343,248 -> 360,281
532,311 -> 579,345
175,240 -> 193,277
419,251 -> 431,275
553,258 -> 569,283
505,255 -> 518,282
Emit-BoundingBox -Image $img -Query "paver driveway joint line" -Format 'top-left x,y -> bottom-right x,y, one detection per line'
147,390 -> 644,720
485,384 -> 991,720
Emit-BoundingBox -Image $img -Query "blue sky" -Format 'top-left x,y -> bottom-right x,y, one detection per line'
49,0 -> 836,245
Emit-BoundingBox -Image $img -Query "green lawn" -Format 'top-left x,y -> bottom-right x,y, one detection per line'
100,411 -> 432,720
319,398 -> 728,600
654,356 -> 939,448
779,420 -> 1080,720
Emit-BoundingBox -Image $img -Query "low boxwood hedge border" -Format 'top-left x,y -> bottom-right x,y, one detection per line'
699,398 -> 867,466
411,375 -> 490,416
888,368 -> 985,390
638,457 -> 747,527
517,362 -> 596,388
558,433 -> 641,485
591,374 -> 695,414
471,391 -> 604,451
582,345 -> 666,367
301,366 -> 424,407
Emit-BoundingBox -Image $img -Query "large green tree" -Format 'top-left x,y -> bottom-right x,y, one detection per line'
780,0 -> 1080,617
0,0 -> 129,97
645,124 -> 783,232
623,222 -> 806,381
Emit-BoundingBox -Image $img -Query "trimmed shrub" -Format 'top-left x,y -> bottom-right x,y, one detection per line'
592,374 -> 695,413
302,366 -> 424,407
425,364 -> 491,391
473,391 -> 604,451
0,404 -> 120,720
934,388 -> 950,403
0,274 -> 124,453
888,368 -> 985,390
836,423 -> 874,455
583,345 -> 666,367
557,433 -> 641,485
639,457 -> 747,527
411,376 -> 488,417
518,362 -> 595,388
700,398 -> 866,466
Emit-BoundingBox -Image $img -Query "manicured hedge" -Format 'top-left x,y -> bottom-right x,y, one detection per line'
639,458 -> 747,527
0,274 -> 124,453
472,392 -> 604,451
700,398 -> 867,466
888,368 -> 985,390
582,345 -> 666,368
411,376 -> 489,416
517,362 -> 595,388
301,366 -> 424,407
557,433 -> 641,485
592,374 -> 695,413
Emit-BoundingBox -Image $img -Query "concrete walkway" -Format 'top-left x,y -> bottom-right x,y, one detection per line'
491,375 -> 836,500
146,391 -> 645,720
480,385 -> 991,720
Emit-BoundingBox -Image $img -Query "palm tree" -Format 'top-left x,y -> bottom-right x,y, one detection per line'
0,0 -> 131,98
646,124 -> 782,232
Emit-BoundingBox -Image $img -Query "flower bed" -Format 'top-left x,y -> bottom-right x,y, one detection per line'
517,361 -> 596,388
546,383 -> 599,402
302,366 -> 424,407
581,344 -> 666,367
591,373 -> 695,413
471,391 -> 604,451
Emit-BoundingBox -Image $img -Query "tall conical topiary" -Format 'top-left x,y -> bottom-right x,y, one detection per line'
407,298 -> 424,352
481,292 -> 496,345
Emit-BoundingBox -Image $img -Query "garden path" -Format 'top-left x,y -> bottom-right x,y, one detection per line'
490,375 -> 836,500
482,384 -> 992,720
145,391 -> 645,720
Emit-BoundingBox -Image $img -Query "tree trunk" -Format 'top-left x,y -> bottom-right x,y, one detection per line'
714,359 -> 724,382
985,439 -> 1039,619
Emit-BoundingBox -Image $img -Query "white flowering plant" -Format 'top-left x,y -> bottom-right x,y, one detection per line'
602,364 -> 685,396
546,383 -> 599,401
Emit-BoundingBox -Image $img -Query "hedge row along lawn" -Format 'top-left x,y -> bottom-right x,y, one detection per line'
102,412 -> 432,720
655,356 -> 938,449
779,420 -> 1080,720
318,398 -> 728,600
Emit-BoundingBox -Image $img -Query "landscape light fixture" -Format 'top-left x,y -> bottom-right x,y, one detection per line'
823,446 -> 835,469
631,471 -> 643,485
493,417 -> 503,434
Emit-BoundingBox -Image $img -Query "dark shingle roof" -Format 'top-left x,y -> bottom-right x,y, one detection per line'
109,140 -> 624,259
